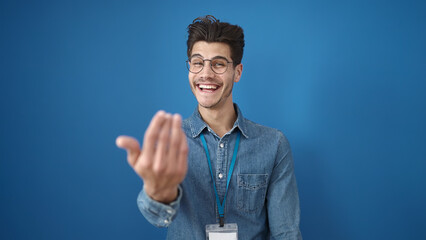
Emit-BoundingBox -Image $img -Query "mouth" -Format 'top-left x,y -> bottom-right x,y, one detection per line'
197,83 -> 220,93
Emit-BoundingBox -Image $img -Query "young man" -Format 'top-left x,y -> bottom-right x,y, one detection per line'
116,15 -> 302,239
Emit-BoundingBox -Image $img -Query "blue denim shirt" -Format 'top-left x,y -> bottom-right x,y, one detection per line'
137,104 -> 302,239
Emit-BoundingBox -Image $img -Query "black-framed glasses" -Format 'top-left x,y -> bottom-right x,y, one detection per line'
186,57 -> 233,74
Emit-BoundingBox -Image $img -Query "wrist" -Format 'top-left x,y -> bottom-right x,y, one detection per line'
144,185 -> 178,204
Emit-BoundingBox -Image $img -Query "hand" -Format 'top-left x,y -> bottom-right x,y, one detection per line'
116,111 -> 188,204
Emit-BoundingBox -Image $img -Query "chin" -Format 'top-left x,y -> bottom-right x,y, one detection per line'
198,99 -> 224,109
198,102 -> 215,109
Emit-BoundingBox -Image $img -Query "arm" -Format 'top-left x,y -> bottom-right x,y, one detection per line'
136,185 -> 182,227
267,133 -> 302,239
116,111 -> 188,226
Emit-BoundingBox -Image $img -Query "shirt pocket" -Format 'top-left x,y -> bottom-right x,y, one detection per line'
237,173 -> 269,213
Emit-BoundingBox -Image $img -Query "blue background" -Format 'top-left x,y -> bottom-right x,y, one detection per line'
1,0 -> 425,239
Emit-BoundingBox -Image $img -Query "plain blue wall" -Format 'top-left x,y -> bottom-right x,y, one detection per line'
1,0 -> 425,239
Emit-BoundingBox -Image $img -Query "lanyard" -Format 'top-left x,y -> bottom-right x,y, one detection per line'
200,131 -> 241,227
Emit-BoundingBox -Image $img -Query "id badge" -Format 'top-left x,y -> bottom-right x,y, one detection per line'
206,223 -> 238,240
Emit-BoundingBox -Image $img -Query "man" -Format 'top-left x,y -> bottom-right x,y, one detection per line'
116,15 -> 302,239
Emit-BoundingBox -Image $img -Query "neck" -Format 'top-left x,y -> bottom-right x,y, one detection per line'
199,103 -> 237,138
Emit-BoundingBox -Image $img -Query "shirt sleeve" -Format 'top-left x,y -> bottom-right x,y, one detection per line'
137,185 -> 182,228
267,132 -> 302,240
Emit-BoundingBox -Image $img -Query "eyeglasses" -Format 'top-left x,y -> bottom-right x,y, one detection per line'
186,57 -> 233,74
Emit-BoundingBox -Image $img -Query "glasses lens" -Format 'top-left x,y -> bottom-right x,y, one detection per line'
211,59 -> 228,74
189,57 -> 204,73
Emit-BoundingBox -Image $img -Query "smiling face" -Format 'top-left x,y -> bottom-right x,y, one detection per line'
188,41 -> 242,111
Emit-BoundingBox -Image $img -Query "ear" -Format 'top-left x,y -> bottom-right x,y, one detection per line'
233,63 -> 243,83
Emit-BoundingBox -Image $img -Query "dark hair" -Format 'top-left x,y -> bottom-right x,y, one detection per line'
187,15 -> 245,66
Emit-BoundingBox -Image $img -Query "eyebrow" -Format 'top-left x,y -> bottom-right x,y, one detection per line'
190,54 -> 229,61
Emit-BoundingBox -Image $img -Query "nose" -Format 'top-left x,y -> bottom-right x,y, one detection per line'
199,60 -> 215,78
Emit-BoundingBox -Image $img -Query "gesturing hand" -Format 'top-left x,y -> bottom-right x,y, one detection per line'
116,111 -> 188,204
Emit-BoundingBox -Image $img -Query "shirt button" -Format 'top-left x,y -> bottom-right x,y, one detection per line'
167,209 -> 174,214
218,173 -> 223,179
164,219 -> 169,224
220,143 -> 224,148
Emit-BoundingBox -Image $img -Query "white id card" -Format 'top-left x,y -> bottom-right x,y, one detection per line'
206,223 -> 238,240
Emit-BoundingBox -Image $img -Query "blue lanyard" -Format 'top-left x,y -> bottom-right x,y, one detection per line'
200,131 -> 241,227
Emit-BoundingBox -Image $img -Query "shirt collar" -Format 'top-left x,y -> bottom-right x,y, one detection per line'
188,103 -> 249,139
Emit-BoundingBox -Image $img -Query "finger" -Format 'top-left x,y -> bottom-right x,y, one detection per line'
153,113 -> 172,173
116,135 -> 141,167
167,114 -> 182,161
142,110 -> 167,158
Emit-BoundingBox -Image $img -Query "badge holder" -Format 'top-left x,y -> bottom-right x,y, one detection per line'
206,223 -> 238,240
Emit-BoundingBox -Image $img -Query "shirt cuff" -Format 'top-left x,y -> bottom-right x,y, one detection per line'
137,185 -> 182,227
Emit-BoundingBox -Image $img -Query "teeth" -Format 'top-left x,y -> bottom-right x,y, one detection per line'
199,84 -> 218,90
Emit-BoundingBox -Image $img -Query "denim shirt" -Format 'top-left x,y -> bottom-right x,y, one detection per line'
137,104 -> 302,239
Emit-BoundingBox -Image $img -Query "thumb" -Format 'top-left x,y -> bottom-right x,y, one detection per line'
116,135 -> 141,167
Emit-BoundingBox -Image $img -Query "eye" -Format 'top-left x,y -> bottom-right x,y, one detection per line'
191,58 -> 204,66
212,60 -> 226,67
